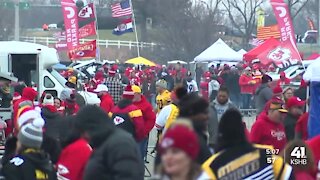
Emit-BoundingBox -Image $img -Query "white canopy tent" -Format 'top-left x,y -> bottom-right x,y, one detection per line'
168,60 -> 188,64
237,49 -> 247,55
304,57 -> 320,82
194,38 -> 243,62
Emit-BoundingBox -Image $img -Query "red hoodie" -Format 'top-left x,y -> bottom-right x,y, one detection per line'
250,113 -> 287,151
307,135 -> 320,175
295,112 -> 309,140
239,74 -> 254,94
57,138 -> 92,180
13,87 -> 37,130
133,95 -> 156,137
99,93 -> 114,113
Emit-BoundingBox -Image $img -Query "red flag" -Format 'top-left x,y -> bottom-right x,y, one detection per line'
68,40 -> 97,60
270,0 -> 296,44
270,0 -> 301,67
79,21 -> 96,38
257,40 -> 301,69
61,0 -> 80,50
78,3 -> 96,21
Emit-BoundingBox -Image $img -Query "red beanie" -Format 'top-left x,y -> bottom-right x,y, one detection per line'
273,86 -> 283,94
160,125 -> 199,160
122,85 -> 134,99
22,87 -> 38,101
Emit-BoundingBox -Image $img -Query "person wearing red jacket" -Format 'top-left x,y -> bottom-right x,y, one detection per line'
277,71 -> 291,86
109,85 -> 145,142
93,84 -> 114,113
132,85 -> 156,159
307,135 -> 320,178
239,67 -> 255,110
57,137 -> 92,180
13,87 -> 38,131
250,98 -> 288,151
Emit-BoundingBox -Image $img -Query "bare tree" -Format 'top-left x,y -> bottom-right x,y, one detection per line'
0,9 -> 14,40
223,0 -> 263,49
286,0 -> 309,19
145,0 -> 223,62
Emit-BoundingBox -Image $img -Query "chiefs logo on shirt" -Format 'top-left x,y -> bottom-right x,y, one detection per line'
271,130 -> 286,141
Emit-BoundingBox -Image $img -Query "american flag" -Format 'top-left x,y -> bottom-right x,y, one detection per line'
257,25 -> 281,40
111,0 -> 132,18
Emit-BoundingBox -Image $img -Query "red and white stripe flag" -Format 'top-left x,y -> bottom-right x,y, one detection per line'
111,0 -> 132,18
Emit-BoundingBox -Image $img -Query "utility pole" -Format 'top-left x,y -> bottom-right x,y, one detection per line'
14,0 -> 20,41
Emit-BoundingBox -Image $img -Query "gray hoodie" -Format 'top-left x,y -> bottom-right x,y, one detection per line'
208,99 -> 236,146
255,83 -> 273,114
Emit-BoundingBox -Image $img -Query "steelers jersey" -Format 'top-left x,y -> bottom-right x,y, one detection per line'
156,90 -> 171,113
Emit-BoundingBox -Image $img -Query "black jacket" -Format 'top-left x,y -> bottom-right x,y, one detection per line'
83,128 -> 144,180
283,113 -> 299,141
41,107 -> 63,140
2,150 -> 57,180
194,126 -> 212,164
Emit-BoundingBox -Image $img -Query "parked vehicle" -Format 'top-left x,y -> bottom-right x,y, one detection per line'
302,30 -> 318,44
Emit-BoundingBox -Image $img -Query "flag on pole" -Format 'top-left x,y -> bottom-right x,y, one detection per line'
111,0 -> 132,18
113,18 -> 133,35
257,25 -> 281,40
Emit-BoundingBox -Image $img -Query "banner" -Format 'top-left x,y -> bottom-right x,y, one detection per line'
270,0 -> 295,43
270,0 -> 301,68
61,0 -> 80,51
257,40 -> 301,69
68,40 -> 97,60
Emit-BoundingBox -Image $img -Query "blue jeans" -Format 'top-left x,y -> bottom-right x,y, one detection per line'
241,94 -> 251,109
139,138 -> 148,160
230,93 -> 241,108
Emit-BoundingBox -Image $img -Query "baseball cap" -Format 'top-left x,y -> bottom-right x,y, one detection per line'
286,96 -> 305,109
268,98 -> 288,113
245,67 -> 251,71
132,85 -> 142,94
93,84 -> 109,93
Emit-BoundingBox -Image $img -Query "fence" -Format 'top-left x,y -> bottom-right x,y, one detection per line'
19,36 -> 157,50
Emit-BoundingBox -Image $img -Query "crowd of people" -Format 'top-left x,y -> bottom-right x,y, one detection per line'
0,60 -> 319,180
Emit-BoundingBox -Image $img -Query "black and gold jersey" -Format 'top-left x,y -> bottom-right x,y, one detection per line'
202,144 -> 293,180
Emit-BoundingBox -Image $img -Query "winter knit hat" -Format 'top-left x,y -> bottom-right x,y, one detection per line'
22,87 -> 38,101
160,124 -> 199,160
122,85 -> 135,99
261,74 -> 272,84
42,94 -> 54,106
109,67 -> 116,76
18,118 -> 44,149
273,86 -> 283,94
17,106 -> 44,128
156,79 -> 167,89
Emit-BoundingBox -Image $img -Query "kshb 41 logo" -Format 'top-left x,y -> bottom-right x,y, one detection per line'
290,146 -> 308,165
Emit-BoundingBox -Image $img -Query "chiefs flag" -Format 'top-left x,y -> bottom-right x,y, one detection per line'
269,0 -> 301,69
68,40 -> 97,60
257,40 -> 301,69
